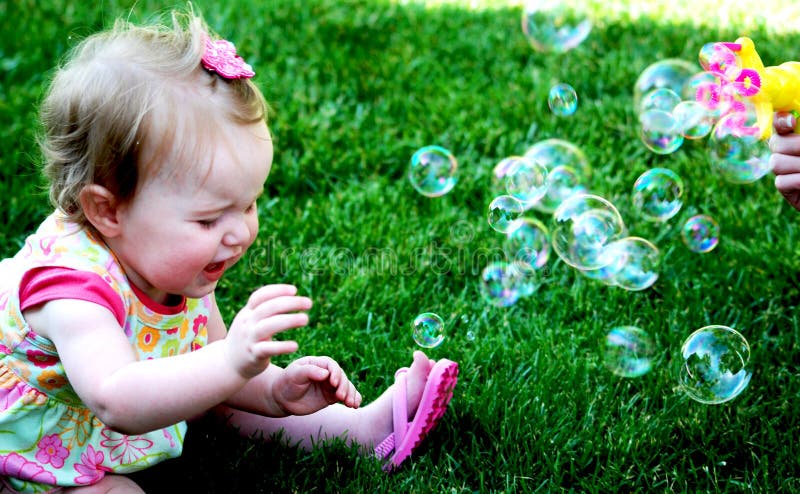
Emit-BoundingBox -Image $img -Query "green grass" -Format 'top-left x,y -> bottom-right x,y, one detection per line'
2,0 -> 800,492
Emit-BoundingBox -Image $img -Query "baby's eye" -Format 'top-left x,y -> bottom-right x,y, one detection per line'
197,218 -> 218,229
245,201 -> 257,213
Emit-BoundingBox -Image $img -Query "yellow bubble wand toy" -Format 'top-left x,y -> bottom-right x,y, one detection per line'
696,37 -> 800,140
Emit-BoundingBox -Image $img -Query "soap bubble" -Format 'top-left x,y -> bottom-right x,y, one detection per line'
673,100 -> 714,139
633,59 -> 696,110
521,0 -> 592,53
488,195 -> 525,233
632,168 -> 684,222
512,260 -> 545,297
408,145 -> 458,197
709,111 -> 773,183
480,261 -> 523,307
548,83 -> 578,116
678,325 -> 751,404
698,42 -> 741,81
639,109 -> 684,154
552,194 -> 627,270
638,87 -> 681,115
534,166 -> 588,214
411,312 -> 445,348
524,138 -> 591,181
504,217 -> 550,269
504,156 -> 549,206
524,139 -> 591,213
681,215 -> 720,253
605,237 -> 660,291
603,326 -> 656,377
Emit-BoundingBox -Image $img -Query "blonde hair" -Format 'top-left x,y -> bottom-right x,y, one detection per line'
39,7 -> 269,229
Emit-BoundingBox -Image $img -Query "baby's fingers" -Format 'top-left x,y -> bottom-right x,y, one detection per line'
252,340 -> 299,359
251,295 -> 312,320
247,285 -> 298,308
255,313 -> 310,340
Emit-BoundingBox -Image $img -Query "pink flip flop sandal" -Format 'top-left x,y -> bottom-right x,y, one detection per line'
374,358 -> 459,471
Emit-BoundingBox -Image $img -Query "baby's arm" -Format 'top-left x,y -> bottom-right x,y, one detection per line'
25,284 -> 310,434
770,111 -> 800,211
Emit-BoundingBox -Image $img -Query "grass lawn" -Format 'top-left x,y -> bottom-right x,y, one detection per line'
1,0 -> 799,492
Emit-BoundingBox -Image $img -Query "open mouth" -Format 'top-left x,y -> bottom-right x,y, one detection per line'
203,261 -> 226,279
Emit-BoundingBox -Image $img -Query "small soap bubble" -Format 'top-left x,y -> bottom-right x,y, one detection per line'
488,195 -> 525,233
632,168 -> 684,222
466,330 -> 476,341
639,109 -> 684,154
603,326 -> 656,377
678,325 -> 751,404
521,0 -> 592,53
638,87 -> 681,115
479,262 -> 523,307
408,145 -> 458,197
548,83 -> 578,116
681,215 -> 720,253
504,156 -> 549,206
633,59 -> 697,110
411,312 -> 445,348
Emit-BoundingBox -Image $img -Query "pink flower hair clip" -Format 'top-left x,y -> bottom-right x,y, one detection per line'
201,36 -> 255,79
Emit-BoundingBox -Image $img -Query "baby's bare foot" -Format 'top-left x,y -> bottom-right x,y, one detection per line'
356,351 -> 433,449
404,351 -> 434,420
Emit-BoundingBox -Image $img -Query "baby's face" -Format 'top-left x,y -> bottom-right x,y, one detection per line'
109,120 -> 273,304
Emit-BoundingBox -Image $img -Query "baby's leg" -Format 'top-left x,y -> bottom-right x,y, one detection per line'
218,351 -> 434,452
62,474 -> 144,493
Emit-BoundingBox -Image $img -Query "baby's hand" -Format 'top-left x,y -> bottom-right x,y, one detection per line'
273,356 -> 363,415
770,111 -> 800,211
225,285 -> 312,378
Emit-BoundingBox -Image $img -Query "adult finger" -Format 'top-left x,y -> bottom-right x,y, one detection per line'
774,111 -> 797,135
774,173 -> 800,195
770,153 -> 800,176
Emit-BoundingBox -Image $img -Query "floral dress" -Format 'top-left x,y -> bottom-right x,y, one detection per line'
0,213 -> 212,493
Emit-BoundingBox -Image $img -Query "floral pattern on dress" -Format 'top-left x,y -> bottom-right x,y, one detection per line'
0,213 -> 212,492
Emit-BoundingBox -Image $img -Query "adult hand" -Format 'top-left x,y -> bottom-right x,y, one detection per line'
770,111 -> 800,211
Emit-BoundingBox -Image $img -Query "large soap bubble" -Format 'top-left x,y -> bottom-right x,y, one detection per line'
552,194 -> 627,270
632,168 -> 684,222
524,139 -> 591,213
521,0 -> 592,53
678,325 -> 751,404
633,59 -> 697,110
708,109 -> 773,183
603,326 -> 656,378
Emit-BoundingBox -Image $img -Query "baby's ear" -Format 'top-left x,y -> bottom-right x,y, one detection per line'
79,184 -> 122,238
